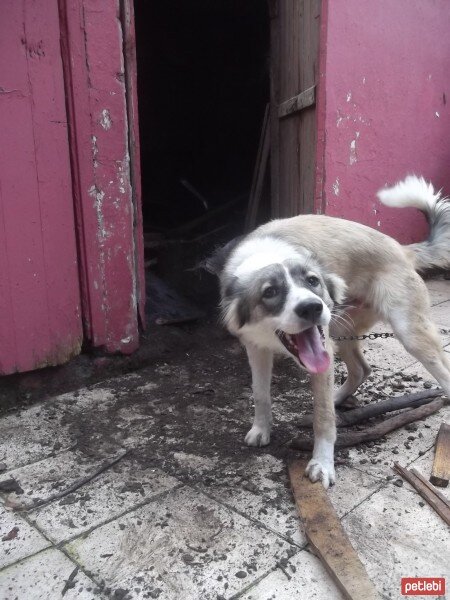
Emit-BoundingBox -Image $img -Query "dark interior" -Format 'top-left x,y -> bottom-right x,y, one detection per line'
134,0 -> 270,323
135,0 -> 269,229
134,0 -> 270,316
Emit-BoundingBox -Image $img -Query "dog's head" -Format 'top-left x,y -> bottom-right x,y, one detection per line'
210,236 -> 346,374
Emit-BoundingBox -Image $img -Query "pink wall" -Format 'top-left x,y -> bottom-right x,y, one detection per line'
315,0 -> 450,243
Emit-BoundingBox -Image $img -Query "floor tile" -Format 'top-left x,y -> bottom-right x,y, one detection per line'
426,279 -> 450,306
0,547 -> 105,600
238,548 -> 342,600
0,505 -> 49,569
430,300 -> 450,330
343,483 -> 450,599
0,449 -> 179,544
25,454 -> 179,544
0,404 -> 77,472
347,404 -> 450,480
65,485 -> 297,600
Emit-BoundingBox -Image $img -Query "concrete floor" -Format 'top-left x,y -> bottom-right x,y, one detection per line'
0,279 -> 449,600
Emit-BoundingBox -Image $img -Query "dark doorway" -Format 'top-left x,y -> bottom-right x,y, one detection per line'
134,0 -> 270,312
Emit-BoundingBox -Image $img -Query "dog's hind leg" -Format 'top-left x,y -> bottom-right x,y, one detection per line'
391,312 -> 450,397
244,342 -> 273,446
386,273 -> 450,397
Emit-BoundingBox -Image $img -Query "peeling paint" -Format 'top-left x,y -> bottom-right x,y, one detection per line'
377,220 -> 381,227
435,112 -> 440,118
336,111 -> 371,128
349,139 -> 357,165
91,135 -> 99,167
100,109 -> 112,130
332,178 -> 340,196
88,184 -> 107,241
346,91 -> 352,102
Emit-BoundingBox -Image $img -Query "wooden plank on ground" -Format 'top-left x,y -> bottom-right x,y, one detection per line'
430,423 -> 450,487
289,460 -> 380,600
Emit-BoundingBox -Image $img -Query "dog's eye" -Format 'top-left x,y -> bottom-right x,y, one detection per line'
307,275 -> 320,287
262,286 -> 279,299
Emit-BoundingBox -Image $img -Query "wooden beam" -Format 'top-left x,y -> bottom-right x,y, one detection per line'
278,85 -> 315,119
289,460 -> 380,600
430,422 -> 450,487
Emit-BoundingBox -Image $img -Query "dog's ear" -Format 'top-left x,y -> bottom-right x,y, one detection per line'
222,275 -> 250,329
236,297 -> 251,329
323,272 -> 347,305
199,236 -> 244,276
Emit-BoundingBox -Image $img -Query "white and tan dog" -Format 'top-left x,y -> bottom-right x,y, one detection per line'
206,176 -> 450,488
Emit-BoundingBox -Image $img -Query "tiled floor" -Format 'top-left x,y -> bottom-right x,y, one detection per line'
0,280 -> 449,600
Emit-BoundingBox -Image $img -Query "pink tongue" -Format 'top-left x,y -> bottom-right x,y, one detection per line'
294,327 -> 330,374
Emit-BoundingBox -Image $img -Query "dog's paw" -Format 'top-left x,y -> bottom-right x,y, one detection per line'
305,458 -> 336,489
245,425 -> 271,447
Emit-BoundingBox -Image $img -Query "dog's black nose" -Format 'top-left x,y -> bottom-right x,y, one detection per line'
294,300 -> 323,321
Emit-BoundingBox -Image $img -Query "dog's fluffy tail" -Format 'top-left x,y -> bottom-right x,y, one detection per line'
377,175 -> 450,272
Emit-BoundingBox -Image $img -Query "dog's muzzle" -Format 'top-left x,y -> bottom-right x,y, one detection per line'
276,326 -> 330,373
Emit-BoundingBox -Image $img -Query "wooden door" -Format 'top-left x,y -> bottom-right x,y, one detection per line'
270,0 -> 321,217
0,0 -> 82,374
59,0 -> 145,355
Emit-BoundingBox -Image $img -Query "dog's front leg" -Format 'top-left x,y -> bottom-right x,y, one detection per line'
305,347 -> 336,489
244,342 -> 273,447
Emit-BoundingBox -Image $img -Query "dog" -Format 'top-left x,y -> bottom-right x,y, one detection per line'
205,176 -> 450,488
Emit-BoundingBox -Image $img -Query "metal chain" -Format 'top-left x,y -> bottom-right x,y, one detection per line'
331,328 -> 449,342
330,332 -> 394,341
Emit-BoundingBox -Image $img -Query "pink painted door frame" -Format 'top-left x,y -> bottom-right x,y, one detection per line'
59,0 -> 145,354
0,0 -> 83,375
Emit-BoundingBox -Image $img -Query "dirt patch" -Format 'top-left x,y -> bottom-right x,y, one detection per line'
52,319 -> 315,487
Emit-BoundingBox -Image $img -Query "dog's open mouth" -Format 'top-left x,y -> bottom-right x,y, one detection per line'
276,326 -> 330,374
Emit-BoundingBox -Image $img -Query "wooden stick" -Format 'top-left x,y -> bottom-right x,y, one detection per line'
291,398 -> 445,450
289,460 -> 380,600
296,390 -> 442,429
409,468 -> 450,511
245,104 -> 270,232
430,423 -> 450,487
393,463 -> 450,526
